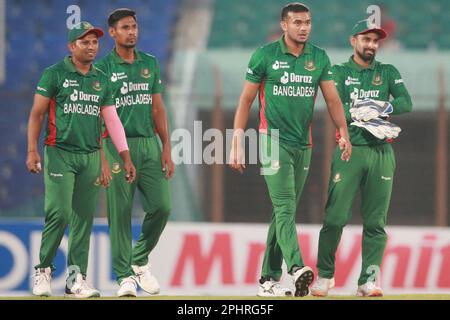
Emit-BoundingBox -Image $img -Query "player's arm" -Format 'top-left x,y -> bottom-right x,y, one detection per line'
26,94 -> 50,173
99,139 -> 111,188
388,65 -> 413,115
230,47 -> 265,173
101,106 -> 136,183
230,81 -> 260,173
320,79 -> 352,161
332,66 -> 353,122
152,93 -> 174,179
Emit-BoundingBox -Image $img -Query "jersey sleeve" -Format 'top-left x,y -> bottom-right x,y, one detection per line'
387,65 -> 413,115
35,68 -> 57,98
245,47 -> 266,83
100,80 -> 115,108
152,59 -> 164,94
319,52 -> 333,82
331,64 -> 352,122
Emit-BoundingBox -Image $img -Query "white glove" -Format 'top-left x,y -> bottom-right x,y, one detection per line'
351,118 -> 402,140
350,98 -> 393,122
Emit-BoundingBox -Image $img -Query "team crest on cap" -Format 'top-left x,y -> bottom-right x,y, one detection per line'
304,60 -> 316,71
83,22 -> 94,29
141,68 -> 151,79
112,163 -> 121,174
92,81 -> 102,91
372,74 -> 383,86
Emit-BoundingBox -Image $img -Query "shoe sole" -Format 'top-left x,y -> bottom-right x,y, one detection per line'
118,290 -> 137,298
33,292 -> 51,297
64,293 -> 101,298
257,291 -> 293,297
310,290 -> 327,297
356,290 -> 383,297
294,270 -> 314,297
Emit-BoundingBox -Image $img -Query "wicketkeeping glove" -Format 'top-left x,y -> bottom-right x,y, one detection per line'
350,98 -> 393,122
350,118 -> 402,140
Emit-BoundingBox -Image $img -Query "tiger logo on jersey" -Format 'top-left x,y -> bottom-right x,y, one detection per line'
92,81 -> 102,91
141,68 -> 151,79
304,60 -> 316,71
112,163 -> 121,174
372,74 -> 383,86
333,173 -> 341,183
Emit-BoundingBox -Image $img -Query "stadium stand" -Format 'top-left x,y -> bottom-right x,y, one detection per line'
209,0 -> 450,50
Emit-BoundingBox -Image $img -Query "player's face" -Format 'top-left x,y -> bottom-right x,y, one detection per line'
352,32 -> 380,62
110,16 -> 138,49
280,11 -> 311,45
69,33 -> 99,64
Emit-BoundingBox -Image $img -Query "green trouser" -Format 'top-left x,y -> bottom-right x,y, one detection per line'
317,144 -> 395,285
35,146 -> 101,275
104,136 -> 171,283
260,134 -> 312,281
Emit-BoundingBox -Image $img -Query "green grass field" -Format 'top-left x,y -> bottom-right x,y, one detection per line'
1,294 -> 450,300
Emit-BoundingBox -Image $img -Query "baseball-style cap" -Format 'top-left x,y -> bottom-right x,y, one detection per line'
68,21 -> 104,43
351,19 -> 387,39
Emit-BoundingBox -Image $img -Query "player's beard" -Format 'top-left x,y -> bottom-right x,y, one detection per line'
287,31 -> 308,45
122,42 -> 136,49
356,48 -> 376,62
122,37 -> 137,49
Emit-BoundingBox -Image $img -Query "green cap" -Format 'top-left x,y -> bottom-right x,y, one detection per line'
68,21 -> 104,43
351,19 -> 387,39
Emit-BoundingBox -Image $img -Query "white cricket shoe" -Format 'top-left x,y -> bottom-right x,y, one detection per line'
356,281 -> 383,297
117,276 -> 137,297
310,277 -> 335,297
292,266 -> 314,297
32,267 -> 52,297
65,273 -> 100,298
132,264 -> 160,294
257,280 -> 293,297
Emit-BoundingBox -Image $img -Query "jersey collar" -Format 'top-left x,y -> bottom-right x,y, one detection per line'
278,35 -> 312,56
111,48 -> 143,64
347,55 -> 377,71
64,56 -> 98,76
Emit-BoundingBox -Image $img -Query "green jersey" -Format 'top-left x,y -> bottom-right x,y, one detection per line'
246,36 -> 333,148
95,49 -> 163,138
36,56 -> 114,153
332,56 -> 412,146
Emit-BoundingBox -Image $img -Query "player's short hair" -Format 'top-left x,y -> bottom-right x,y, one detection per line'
108,8 -> 137,27
281,3 -> 310,20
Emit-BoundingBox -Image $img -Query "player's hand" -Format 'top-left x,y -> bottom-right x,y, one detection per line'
100,158 -> 112,188
119,150 -> 136,183
123,160 -> 136,183
161,144 -> 175,179
26,150 -> 42,174
338,136 -> 352,162
229,144 -> 246,174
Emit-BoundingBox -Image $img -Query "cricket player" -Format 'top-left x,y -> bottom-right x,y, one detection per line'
26,21 -> 136,298
229,3 -> 352,297
95,9 -> 173,297
311,20 -> 412,297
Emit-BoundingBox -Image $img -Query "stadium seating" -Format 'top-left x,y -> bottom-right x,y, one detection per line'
208,0 -> 450,49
